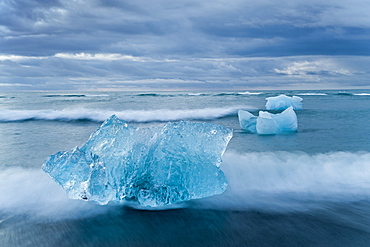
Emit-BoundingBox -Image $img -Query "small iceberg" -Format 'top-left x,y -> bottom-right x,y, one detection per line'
42,115 -> 233,207
238,110 -> 257,133
238,107 -> 298,135
265,95 -> 303,110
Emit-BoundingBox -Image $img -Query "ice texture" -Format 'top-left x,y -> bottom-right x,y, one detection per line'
42,115 -> 233,207
265,95 -> 303,110
238,110 -> 257,133
238,107 -> 298,135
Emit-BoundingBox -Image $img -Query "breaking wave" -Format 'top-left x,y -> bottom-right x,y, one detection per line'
184,93 -> 209,96
0,106 -> 251,123
133,92 -> 263,97
200,151 -> 370,211
296,93 -> 328,96
215,91 -> 263,96
0,168 -> 111,219
135,93 -> 207,97
136,93 -> 162,97
354,93 -> 370,96
1,151 -> 370,218
43,94 -> 110,98
333,92 -> 370,96
335,92 -> 353,96
43,94 -> 86,98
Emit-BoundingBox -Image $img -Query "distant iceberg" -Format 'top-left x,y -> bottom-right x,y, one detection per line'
42,115 -> 232,207
238,107 -> 298,135
265,95 -> 303,110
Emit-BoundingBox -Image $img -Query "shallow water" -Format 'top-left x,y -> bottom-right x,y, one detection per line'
1,90 -> 370,246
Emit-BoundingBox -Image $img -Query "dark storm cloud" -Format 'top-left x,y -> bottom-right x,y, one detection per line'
1,0 -> 370,90
2,0 -> 370,57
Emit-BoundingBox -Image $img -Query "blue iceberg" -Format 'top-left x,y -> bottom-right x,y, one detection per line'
42,115 -> 233,207
238,109 -> 257,133
265,95 -> 303,110
238,107 -> 298,135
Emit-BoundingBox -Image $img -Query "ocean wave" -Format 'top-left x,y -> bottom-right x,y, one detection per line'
0,106 -> 249,122
353,93 -> 370,96
184,93 -> 209,96
133,92 -> 263,97
238,91 -> 263,95
335,92 -> 353,96
296,93 -> 328,96
43,94 -> 87,98
215,91 -> 263,96
333,92 -> 370,96
136,93 -> 203,97
198,151 -> 370,211
42,94 -> 110,98
0,168 -> 111,219
85,94 -> 110,97
1,151 -> 369,217
136,93 -> 161,96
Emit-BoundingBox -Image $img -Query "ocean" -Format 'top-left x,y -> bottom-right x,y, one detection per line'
0,90 -> 370,246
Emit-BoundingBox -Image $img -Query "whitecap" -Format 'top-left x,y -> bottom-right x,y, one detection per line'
0,106 -> 254,123
198,151 -> 370,211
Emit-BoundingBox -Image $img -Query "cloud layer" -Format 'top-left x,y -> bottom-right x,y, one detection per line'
1,0 -> 370,90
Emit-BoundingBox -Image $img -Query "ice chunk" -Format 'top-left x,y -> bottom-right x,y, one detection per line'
238,110 -> 257,133
42,115 -> 233,207
238,107 -> 298,135
257,107 -> 298,134
265,95 -> 303,110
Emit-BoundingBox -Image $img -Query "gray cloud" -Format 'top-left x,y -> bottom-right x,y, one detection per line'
1,0 -> 370,90
1,54 -> 369,90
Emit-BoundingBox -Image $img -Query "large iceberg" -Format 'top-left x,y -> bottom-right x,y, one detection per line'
265,95 -> 303,110
42,115 -> 233,207
238,107 -> 298,135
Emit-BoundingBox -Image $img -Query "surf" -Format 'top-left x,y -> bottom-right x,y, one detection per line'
2,151 -> 370,218
0,106 -> 253,123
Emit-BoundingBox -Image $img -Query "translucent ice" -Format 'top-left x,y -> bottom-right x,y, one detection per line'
42,115 -> 233,207
238,110 -> 257,133
238,107 -> 298,135
265,95 -> 303,110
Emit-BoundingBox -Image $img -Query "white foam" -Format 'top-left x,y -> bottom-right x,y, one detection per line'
0,106 -> 251,122
354,93 -> 370,96
186,93 -> 207,96
296,93 -> 328,96
215,91 -> 263,96
3,151 -> 369,216
0,168 -> 110,219
199,151 -> 370,211
238,91 -> 263,95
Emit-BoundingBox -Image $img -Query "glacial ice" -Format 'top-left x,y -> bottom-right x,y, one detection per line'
265,95 -> 303,110
238,107 -> 298,135
238,110 -> 257,133
42,115 -> 233,207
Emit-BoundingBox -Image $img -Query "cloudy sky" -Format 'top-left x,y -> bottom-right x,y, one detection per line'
1,0 -> 370,91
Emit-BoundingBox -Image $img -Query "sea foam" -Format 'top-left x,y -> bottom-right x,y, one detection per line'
198,151 -> 370,211
1,151 -> 370,217
0,106 -> 251,122
0,168 -> 110,219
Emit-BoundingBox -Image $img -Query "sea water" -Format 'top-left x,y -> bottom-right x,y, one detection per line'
0,90 -> 370,246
